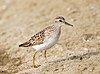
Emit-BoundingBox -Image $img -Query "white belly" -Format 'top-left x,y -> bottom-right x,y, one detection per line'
32,35 -> 59,51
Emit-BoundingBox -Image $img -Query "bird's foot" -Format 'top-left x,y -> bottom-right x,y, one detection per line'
32,64 -> 41,68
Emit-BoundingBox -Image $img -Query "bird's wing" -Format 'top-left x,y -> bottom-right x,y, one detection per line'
19,30 -> 45,47
19,26 -> 54,47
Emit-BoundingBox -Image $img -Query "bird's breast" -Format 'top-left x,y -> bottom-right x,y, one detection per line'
43,29 -> 61,48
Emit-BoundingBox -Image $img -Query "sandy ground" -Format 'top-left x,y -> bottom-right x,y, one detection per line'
0,0 -> 100,74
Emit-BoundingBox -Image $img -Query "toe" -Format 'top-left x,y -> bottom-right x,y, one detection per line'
34,65 -> 41,68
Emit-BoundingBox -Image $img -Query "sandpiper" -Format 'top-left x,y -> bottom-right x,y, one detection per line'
19,16 -> 73,68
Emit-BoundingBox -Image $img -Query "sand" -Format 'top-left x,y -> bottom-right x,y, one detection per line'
0,0 -> 100,74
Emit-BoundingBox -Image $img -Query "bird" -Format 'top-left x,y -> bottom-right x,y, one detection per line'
19,16 -> 73,68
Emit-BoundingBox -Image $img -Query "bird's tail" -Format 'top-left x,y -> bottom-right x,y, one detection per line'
19,41 -> 32,47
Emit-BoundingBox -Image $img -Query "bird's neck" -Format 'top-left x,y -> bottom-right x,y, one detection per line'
52,23 -> 62,30
51,23 -> 61,35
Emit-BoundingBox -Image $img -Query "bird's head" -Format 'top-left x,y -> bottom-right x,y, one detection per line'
54,16 -> 73,27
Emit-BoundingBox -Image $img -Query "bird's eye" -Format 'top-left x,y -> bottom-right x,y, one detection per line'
59,20 -> 62,22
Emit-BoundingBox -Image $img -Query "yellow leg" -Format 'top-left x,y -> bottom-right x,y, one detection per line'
33,51 -> 40,68
44,50 -> 49,64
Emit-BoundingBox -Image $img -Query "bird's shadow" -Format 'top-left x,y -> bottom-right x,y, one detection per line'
49,50 -> 100,63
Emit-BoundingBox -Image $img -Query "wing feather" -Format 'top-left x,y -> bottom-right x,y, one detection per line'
19,30 -> 45,47
19,26 -> 54,47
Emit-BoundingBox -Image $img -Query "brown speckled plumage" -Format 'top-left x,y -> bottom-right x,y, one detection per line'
19,30 -> 45,47
19,26 -> 54,47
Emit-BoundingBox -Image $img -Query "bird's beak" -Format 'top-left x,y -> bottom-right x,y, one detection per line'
64,21 -> 73,27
